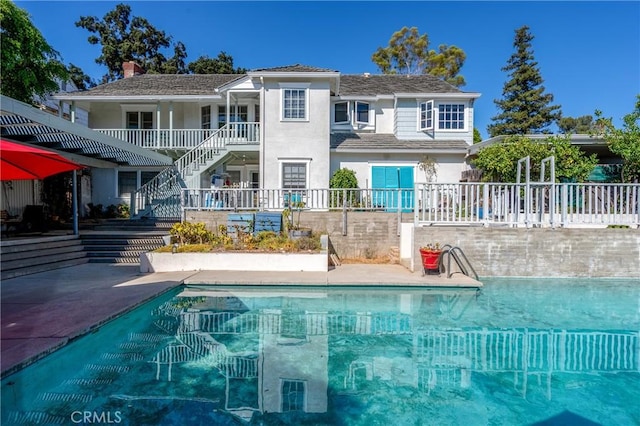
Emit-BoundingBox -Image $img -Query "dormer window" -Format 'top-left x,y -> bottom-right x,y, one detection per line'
355,102 -> 370,124
439,104 -> 465,129
334,102 -> 349,123
333,101 -> 371,125
419,100 -> 434,131
418,101 -> 465,131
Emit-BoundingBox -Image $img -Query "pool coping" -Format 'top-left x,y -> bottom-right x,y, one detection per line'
1,263 -> 480,379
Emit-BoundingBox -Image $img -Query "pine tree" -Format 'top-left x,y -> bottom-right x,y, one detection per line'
488,26 -> 561,137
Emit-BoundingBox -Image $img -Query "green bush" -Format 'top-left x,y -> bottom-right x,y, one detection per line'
330,168 -> 360,207
170,222 -> 214,245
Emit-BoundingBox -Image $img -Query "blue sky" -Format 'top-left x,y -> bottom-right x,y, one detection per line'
15,1 -> 640,139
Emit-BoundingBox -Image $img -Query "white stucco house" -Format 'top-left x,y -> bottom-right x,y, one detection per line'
49,63 -> 481,217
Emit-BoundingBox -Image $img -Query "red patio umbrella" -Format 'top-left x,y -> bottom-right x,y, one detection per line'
0,139 -> 83,181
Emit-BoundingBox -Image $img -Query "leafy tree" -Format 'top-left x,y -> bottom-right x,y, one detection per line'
473,128 -> 483,144
488,26 -> 561,137
67,63 -> 97,90
371,26 -> 466,87
0,0 -> 68,103
558,115 -> 594,134
187,52 -> 246,74
472,135 -> 597,183
76,3 -> 188,82
594,95 -> 640,182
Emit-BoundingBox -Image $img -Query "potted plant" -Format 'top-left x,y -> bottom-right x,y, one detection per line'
419,242 -> 442,272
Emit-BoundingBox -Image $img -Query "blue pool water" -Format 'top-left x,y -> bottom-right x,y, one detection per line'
1,278 -> 639,425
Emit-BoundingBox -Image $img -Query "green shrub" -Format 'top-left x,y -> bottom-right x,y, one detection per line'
170,222 -> 214,245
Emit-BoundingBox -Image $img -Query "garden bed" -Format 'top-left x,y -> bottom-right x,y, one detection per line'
140,235 -> 329,273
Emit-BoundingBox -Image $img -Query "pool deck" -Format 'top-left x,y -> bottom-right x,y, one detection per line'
0,263 -> 480,378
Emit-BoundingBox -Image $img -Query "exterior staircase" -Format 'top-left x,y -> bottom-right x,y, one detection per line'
80,219 -> 174,264
1,235 -> 88,280
131,123 -> 259,219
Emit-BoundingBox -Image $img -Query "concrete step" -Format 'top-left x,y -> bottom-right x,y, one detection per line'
87,251 -> 146,258
83,244 -> 163,252
0,235 -> 89,280
2,251 -> 87,271
1,244 -> 85,262
1,257 -> 89,281
88,257 -> 141,264
0,237 -> 81,255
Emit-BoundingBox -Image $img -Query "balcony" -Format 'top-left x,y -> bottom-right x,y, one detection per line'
96,123 -> 260,151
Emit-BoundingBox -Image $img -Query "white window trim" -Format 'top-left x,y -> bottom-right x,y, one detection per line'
355,101 -> 370,125
333,101 -> 349,124
279,83 -> 310,122
418,100 -> 434,131
121,105 -> 156,129
437,103 -> 467,131
278,158 -> 311,189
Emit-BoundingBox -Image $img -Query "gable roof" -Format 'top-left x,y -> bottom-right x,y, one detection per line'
56,74 -> 241,97
55,67 -> 473,99
251,64 -> 339,73
338,74 -> 462,96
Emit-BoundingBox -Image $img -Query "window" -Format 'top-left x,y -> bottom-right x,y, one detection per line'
281,380 -> 305,412
118,171 -> 137,197
355,102 -> 370,124
201,106 -> 211,129
419,101 -> 434,131
254,104 -> 260,123
126,111 -> 153,130
282,163 -> 307,189
283,88 -> 307,120
438,104 -> 465,130
334,102 -> 348,123
218,105 -> 248,128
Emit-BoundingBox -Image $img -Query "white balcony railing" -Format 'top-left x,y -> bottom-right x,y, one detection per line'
181,183 -> 640,227
96,123 -> 260,150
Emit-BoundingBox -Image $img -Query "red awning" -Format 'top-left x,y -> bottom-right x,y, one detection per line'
0,139 -> 83,181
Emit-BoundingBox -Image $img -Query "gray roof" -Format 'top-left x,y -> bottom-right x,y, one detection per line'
331,133 -> 469,152
251,64 -> 338,73
338,74 -> 461,96
58,66 -> 466,99
62,74 -> 242,97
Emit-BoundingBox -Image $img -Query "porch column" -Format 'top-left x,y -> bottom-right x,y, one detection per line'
226,92 -> 230,127
156,103 -> 161,149
70,101 -> 76,123
169,101 -> 174,148
72,170 -> 78,235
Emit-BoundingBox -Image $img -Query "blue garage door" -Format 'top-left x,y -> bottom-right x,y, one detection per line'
371,166 -> 414,211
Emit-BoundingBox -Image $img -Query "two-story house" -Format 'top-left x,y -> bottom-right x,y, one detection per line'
53,63 -> 480,217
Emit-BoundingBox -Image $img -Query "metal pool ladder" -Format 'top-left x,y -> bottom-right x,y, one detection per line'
440,244 -> 479,280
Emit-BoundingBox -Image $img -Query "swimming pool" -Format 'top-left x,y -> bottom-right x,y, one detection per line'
1,278 -> 639,425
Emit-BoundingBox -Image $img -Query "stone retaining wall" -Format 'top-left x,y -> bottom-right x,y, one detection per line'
413,227 -> 640,278
182,211 -> 640,277
184,210 -> 409,259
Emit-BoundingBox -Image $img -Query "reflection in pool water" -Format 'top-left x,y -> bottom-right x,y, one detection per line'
2,278 -> 639,425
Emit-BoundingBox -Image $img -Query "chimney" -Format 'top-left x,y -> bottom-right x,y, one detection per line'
123,61 -> 145,78
363,72 -> 370,78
